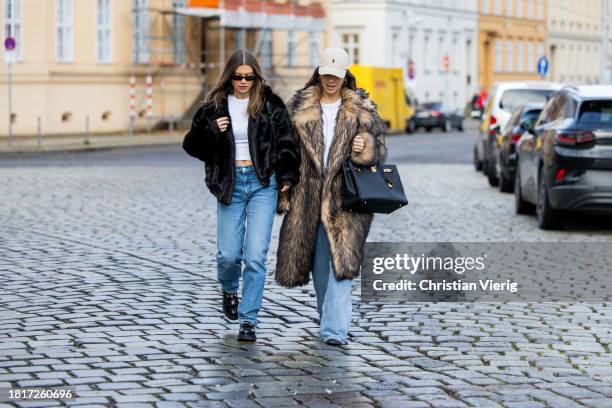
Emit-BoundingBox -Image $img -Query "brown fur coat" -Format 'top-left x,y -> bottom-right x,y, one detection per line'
275,85 -> 387,287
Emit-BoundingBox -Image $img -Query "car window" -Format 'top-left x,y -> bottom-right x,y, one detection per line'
578,100 -> 612,126
521,109 -> 542,124
499,89 -> 555,113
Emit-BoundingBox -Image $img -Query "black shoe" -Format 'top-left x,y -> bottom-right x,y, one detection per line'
222,290 -> 238,321
324,338 -> 343,346
237,321 -> 257,342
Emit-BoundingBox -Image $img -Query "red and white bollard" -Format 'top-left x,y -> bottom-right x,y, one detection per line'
129,75 -> 136,137
146,74 -> 153,132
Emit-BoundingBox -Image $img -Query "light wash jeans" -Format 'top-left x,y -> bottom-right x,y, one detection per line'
312,222 -> 353,344
216,165 -> 277,326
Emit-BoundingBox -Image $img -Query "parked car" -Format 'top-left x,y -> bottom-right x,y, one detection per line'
515,85 -> 612,229
475,81 -> 563,175
489,103 -> 544,192
414,102 -> 464,132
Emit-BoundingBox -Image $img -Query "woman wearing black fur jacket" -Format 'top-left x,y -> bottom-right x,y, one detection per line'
275,47 -> 386,345
183,49 -> 300,342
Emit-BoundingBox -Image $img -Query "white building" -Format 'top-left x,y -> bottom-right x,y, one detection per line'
547,0 -> 603,85
330,0 -> 479,109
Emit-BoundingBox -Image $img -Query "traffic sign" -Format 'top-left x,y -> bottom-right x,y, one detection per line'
408,59 -> 415,79
4,37 -> 16,51
442,55 -> 450,72
537,56 -> 549,77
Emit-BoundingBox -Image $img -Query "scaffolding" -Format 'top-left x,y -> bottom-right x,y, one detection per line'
130,0 -> 326,128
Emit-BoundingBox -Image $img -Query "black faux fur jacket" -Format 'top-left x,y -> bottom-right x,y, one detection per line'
183,85 -> 300,204
275,85 -> 387,287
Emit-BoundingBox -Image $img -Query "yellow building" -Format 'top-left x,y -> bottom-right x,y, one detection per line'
478,0 -> 547,91
0,0 -> 325,138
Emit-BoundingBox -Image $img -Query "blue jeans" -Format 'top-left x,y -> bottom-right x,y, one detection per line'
216,165 -> 277,326
312,222 -> 353,344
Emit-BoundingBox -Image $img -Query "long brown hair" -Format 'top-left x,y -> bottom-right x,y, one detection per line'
302,67 -> 357,91
205,49 -> 267,117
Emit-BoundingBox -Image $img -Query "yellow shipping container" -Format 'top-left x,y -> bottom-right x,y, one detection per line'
349,65 -> 415,133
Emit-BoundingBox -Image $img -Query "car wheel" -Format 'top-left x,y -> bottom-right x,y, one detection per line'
406,119 -> 416,134
483,157 -> 489,176
473,146 -> 483,171
536,167 -> 561,230
425,127 -> 432,132
443,120 -> 452,132
499,165 -> 514,193
487,155 -> 499,187
515,167 -> 535,215
457,122 -> 464,132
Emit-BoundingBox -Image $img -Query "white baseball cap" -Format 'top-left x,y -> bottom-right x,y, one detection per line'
318,47 -> 350,79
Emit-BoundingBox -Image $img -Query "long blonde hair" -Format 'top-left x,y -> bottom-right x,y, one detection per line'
205,49 -> 267,117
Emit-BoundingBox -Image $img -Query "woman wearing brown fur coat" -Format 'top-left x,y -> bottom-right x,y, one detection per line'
275,48 -> 386,345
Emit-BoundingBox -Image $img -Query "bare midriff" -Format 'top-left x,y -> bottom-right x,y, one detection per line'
235,160 -> 253,166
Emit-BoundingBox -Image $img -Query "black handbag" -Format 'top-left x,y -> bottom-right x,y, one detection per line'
341,160 -> 408,214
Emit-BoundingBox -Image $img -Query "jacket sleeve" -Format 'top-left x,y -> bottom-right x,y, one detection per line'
273,103 -> 301,187
350,93 -> 388,166
182,105 -> 223,163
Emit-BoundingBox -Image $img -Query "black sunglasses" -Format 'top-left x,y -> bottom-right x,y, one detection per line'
231,74 -> 257,82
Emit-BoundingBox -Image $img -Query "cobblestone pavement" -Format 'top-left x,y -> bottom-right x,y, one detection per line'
2,158 -> 612,407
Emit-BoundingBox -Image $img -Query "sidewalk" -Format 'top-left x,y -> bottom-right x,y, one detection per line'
0,131 -> 185,153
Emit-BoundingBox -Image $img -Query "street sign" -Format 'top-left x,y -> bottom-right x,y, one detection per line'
4,37 -> 17,64
537,56 -> 549,77
408,59 -> 415,79
4,37 -> 16,51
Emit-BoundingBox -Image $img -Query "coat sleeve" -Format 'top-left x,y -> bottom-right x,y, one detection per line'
350,93 -> 388,166
273,103 -> 301,187
182,105 -> 223,163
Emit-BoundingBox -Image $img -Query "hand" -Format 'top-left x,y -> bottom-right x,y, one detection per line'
280,184 -> 290,193
352,135 -> 365,153
216,117 -> 230,132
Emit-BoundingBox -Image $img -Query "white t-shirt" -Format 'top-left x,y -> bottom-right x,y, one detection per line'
321,99 -> 342,172
228,95 -> 251,161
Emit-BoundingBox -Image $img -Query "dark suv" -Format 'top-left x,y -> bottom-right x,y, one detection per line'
515,85 -> 612,229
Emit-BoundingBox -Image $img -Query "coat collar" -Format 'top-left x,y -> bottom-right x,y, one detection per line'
290,85 -> 363,178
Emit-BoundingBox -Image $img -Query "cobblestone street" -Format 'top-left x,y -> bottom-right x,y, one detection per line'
2,140 -> 612,407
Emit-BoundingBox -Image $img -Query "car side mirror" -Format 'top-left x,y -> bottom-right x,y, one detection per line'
521,120 -> 533,132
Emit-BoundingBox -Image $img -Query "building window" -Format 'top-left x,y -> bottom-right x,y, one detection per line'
260,29 -> 272,69
437,33 -> 445,71
173,0 -> 185,64
287,30 -> 296,68
495,0 -> 502,14
4,0 -> 22,60
506,0 -> 512,16
527,42 -> 534,70
525,0 -> 532,19
56,0 -> 73,62
96,0 -> 112,63
309,31 -> 320,68
516,0 -> 523,17
341,33 -> 360,64
536,0 -> 543,19
506,39 -> 513,72
483,0 -> 489,14
494,39 -> 502,72
537,42 -> 544,59
517,41 -> 524,71
133,0 -> 149,64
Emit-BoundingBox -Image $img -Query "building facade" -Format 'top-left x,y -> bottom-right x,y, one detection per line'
330,0 -> 479,110
0,0 -> 325,138
547,0 -> 602,85
478,0 -> 547,91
